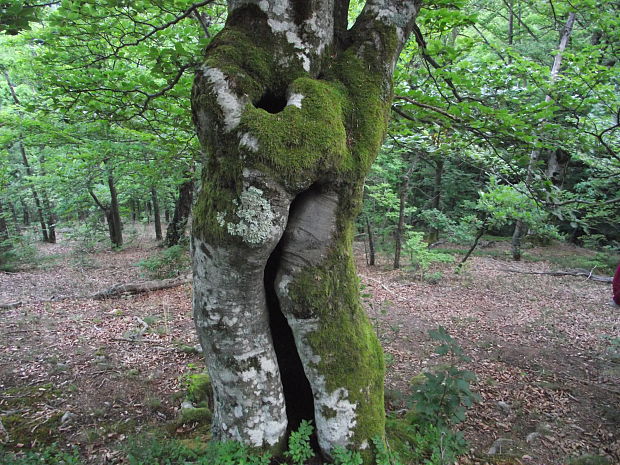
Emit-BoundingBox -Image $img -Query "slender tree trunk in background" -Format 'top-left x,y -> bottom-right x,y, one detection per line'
394,173 -> 410,269
89,188 -> 122,249
511,11 -> 575,261
107,173 -> 123,248
456,220 -> 487,272
507,0 -> 514,65
366,216 -> 375,267
18,142 -> 49,242
0,201 -> 9,247
20,200 -> 30,226
8,203 -> 18,227
4,69 -> 52,242
164,208 -> 170,223
191,1 -> 420,460
0,202 -> 10,267
42,193 -> 56,243
151,187 -> 163,241
427,158 -> 444,244
38,154 -> 57,243
130,199 -> 137,222
165,177 -> 194,247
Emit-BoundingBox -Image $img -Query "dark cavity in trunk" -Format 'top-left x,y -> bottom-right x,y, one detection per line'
264,192 -> 316,436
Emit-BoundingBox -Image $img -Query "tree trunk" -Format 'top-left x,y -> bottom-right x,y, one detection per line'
511,11 -> 575,260
427,158 -> 443,244
366,216 -> 375,267
17,142 -> 49,242
4,69 -> 52,242
394,174 -> 410,269
8,202 -> 18,227
165,177 -> 194,247
0,201 -> 9,245
151,187 -> 163,241
20,200 -> 30,226
107,173 -> 123,247
42,192 -> 56,244
190,1 -> 420,460
130,199 -> 137,222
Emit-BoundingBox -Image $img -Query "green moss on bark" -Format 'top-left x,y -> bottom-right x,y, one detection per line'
240,78 -> 350,182
289,222 -> 385,452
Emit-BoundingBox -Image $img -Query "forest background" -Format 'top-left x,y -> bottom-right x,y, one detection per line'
0,0 -> 619,464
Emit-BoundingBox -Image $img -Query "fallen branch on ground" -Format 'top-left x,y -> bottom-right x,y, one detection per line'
0,301 -> 22,310
501,268 -> 612,283
0,275 -> 191,308
91,275 -> 191,299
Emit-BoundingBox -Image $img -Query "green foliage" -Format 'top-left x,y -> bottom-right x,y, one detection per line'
284,420 -> 315,465
65,217 -> 109,252
137,244 -> 190,279
0,234 -> 38,272
402,231 -> 454,272
409,327 -> 480,428
386,419 -> 467,465
0,444 -> 81,465
410,366 -> 477,427
331,446 -> 363,465
125,435 -> 198,465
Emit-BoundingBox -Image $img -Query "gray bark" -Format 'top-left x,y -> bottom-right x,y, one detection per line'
191,0 -> 420,459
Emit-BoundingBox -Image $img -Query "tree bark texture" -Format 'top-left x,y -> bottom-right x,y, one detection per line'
191,0 -> 420,460
165,177 -> 194,247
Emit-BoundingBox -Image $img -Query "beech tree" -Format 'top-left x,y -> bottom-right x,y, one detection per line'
190,0 -> 419,459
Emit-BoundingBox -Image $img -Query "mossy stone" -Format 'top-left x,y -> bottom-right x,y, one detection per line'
179,407 -> 212,425
186,373 -> 212,405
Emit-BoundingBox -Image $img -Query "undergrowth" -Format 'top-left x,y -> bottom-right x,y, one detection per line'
1,328 -> 477,465
137,244 -> 190,279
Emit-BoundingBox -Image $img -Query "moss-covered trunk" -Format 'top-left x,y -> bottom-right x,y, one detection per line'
190,1 -> 419,461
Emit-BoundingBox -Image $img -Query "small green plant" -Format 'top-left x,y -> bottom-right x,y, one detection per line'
0,444 -> 82,465
125,435 -> 197,465
137,244 -> 190,279
402,231 -> 453,277
196,441 -> 271,465
284,419 -> 315,465
331,446 -> 363,465
409,327 -> 480,428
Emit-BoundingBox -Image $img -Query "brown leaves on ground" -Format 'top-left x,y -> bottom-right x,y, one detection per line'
0,235 -> 618,464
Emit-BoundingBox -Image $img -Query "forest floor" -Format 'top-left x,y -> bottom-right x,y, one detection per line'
0,229 -> 618,465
